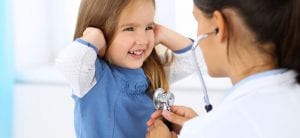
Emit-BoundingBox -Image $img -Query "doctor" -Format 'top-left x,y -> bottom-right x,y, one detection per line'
146,0 -> 300,137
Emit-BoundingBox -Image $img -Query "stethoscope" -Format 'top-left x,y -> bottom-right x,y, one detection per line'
191,29 -> 218,112
153,29 -> 218,113
153,88 -> 174,130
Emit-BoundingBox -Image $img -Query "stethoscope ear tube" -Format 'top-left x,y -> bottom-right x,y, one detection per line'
192,34 -> 213,112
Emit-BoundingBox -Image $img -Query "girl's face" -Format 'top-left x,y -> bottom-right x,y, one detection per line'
106,0 -> 155,69
193,6 -> 228,77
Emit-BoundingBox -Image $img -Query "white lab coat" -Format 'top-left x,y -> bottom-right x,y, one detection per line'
180,69 -> 300,138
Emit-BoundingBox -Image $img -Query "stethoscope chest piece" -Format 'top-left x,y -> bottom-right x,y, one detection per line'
153,88 -> 174,111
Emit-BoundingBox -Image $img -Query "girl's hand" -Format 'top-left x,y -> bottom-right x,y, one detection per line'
81,27 -> 107,57
154,24 -> 192,51
153,24 -> 165,46
147,105 -> 198,134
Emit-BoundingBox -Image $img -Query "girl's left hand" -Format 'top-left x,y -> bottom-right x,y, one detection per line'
153,24 -> 165,46
154,24 -> 192,51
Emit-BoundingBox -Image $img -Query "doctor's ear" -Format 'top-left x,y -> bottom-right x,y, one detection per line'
212,11 -> 228,42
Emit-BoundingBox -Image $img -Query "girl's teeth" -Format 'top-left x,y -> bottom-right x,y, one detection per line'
134,51 -> 142,55
129,50 -> 143,55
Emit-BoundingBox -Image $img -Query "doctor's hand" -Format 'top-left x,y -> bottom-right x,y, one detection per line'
146,119 -> 177,138
81,27 -> 107,57
147,105 -> 198,134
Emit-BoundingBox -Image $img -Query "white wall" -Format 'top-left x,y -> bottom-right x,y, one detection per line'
13,84 -> 75,138
13,0 -> 79,71
12,0 -> 79,137
175,0 -> 197,38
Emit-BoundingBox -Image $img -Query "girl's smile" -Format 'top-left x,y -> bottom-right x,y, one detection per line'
128,49 -> 145,58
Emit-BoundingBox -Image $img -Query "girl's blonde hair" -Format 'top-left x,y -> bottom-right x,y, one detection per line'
74,0 -> 170,94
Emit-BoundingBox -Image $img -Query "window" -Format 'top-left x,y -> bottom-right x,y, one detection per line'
13,0 -> 80,84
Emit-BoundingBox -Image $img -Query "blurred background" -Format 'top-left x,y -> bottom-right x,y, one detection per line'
0,0 -> 231,137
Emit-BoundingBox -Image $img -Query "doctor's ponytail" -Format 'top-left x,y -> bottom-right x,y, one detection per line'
279,0 -> 300,84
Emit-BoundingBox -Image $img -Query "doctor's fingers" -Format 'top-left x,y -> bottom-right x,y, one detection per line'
162,110 -> 189,126
171,105 -> 198,119
147,119 -> 172,138
151,110 -> 162,119
147,110 -> 162,126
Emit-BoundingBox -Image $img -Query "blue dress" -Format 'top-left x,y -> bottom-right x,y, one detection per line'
73,57 -> 155,138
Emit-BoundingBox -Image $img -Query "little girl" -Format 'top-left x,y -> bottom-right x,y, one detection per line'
56,0 -> 196,137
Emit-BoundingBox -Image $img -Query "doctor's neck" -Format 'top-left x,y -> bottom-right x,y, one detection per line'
228,44 -> 277,84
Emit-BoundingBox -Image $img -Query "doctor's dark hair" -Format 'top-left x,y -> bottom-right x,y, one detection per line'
194,0 -> 300,84
74,0 -> 170,93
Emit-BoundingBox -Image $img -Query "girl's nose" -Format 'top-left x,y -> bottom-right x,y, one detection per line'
135,32 -> 148,45
135,40 -> 147,45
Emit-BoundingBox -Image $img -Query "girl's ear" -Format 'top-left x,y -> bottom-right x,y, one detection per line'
212,11 -> 228,43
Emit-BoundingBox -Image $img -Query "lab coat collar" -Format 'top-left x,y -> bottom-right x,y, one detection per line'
224,69 -> 290,101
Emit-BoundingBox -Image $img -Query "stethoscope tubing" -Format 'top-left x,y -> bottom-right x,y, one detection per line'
192,34 -> 213,112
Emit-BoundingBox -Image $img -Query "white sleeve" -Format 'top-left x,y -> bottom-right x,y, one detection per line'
163,49 -> 199,84
55,40 -> 97,98
179,105 -> 260,138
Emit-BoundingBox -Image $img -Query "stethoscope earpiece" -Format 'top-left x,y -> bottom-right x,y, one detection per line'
215,28 -> 219,34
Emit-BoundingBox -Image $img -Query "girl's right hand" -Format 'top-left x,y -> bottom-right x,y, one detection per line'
147,105 -> 198,134
81,27 -> 107,57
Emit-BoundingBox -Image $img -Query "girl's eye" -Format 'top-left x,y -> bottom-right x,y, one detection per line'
123,27 -> 134,32
145,26 -> 154,31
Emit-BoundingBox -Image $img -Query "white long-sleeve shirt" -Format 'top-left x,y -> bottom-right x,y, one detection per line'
56,39 -> 198,97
